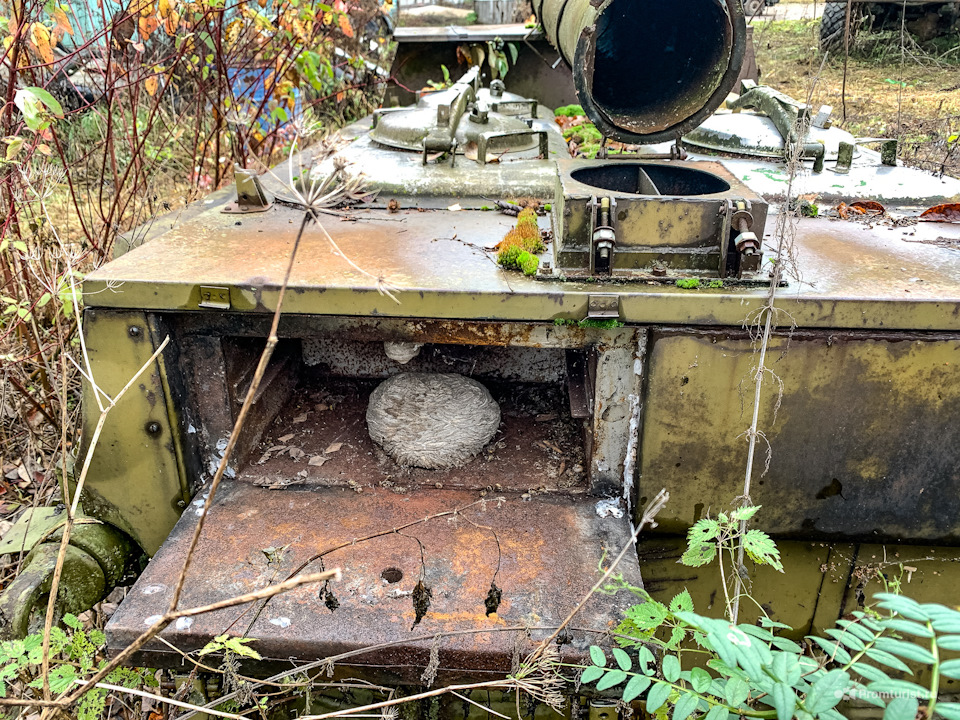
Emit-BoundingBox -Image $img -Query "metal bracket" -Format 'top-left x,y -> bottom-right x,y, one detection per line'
589,196 -> 617,275
222,167 -> 272,214
587,293 -> 620,320
198,286 -> 231,310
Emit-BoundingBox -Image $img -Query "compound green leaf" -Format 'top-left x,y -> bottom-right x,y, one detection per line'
672,692 -> 698,720
873,637 -> 934,665
623,674 -> 652,703
882,697 -> 918,720
939,658 -> 960,680
937,635 -> 960,652
646,682 -> 671,714
865,679 -> 930,700
689,667 -> 712,694
597,669 -> 628,691
882,619 -> 934,638
580,666 -> 604,684
805,670 -> 850,714
935,702 -> 960,720
612,647 -> 632,671
590,645 -> 607,667
662,655 -> 681,683
723,677 -> 749,707
875,594 -> 929,622
704,705 -> 728,720
864,646 -> 912,673
850,662 -> 890,683
769,682 -> 797,720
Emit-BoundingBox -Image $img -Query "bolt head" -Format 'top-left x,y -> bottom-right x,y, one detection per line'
128,326 -> 142,338
146,421 -> 162,435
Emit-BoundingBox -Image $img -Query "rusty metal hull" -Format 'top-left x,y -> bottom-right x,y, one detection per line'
105,481 -> 643,678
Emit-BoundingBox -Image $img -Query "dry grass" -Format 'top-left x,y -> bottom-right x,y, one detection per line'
754,18 -> 960,176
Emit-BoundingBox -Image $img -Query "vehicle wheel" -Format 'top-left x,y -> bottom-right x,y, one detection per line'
820,2 -> 858,52
744,0 -> 764,16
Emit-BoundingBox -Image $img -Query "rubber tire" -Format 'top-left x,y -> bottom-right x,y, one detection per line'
744,0 -> 764,16
820,2 -> 857,52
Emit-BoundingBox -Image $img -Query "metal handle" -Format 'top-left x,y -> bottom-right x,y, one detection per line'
476,129 -> 548,164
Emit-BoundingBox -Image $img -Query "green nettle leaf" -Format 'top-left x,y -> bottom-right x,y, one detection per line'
612,647 -> 632,671
805,670 -> 850,714
626,601 -> 669,631
769,682 -> 797,720
730,505 -> 761,522
665,625 -> 686,651
882,618 -> 934,638
62,614 -> 83,630
687,518 -> 721,544
596,669 -> 628,691
645,682 -> 672,714
623,674 -> 652,702
872,636 -> 934,664
874,594 -> 929,622
580,665 -> 605,684
672,692 -> 699,720
669,590 -> 694,614
723,677 -> 750,706
689,667 -> 712,693
662,655 -> 681,683
936,702 -> 960,720
882,696 -> 919,720
938,658 -> 960,679
589,645 -> 607,667
741,529 -> 783,571
680,542 -> 717,568
28,665 -> 77,694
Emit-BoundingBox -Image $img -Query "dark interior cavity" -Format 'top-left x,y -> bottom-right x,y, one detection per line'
570,164 -> 731,196
590,0 -> 730,133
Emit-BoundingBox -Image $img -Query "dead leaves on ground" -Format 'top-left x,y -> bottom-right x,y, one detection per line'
919,203 -> 960,223
836,199 -> 886,219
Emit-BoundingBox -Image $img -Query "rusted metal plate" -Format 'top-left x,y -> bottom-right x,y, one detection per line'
637,328 -> 960,543
105,482 -> 643,679
83,202 -> 960,332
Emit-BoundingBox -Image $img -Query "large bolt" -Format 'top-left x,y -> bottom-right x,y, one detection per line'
128,326 -> 142,338
146,421 -> 162,435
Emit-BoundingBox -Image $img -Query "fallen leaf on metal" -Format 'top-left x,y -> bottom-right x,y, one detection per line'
308,455 -> 327,467
325,442 -> 343,454
293,413 -> 308,424
278,433 -> 295,442
919,203 -> 960,222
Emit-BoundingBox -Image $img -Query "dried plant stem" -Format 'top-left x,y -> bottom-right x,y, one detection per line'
39,335 -> 170,704
71,680 -> 248,720
49,568 -> 341,710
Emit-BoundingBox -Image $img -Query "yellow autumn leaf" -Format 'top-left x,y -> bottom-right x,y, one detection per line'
30,23 -> 54,64
144,75 -> 158,96
162,10 -> 177,34
138,13 -> 158,40
52,8 -> 73,36
157,0 -> 172,19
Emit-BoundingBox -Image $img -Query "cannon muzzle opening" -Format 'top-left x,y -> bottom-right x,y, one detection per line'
534,0 -> 746,145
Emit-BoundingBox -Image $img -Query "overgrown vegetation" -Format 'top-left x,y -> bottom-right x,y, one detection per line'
754,17 -> 959,177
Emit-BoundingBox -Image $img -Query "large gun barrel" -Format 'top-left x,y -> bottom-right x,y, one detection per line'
533,0 -> 746,144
